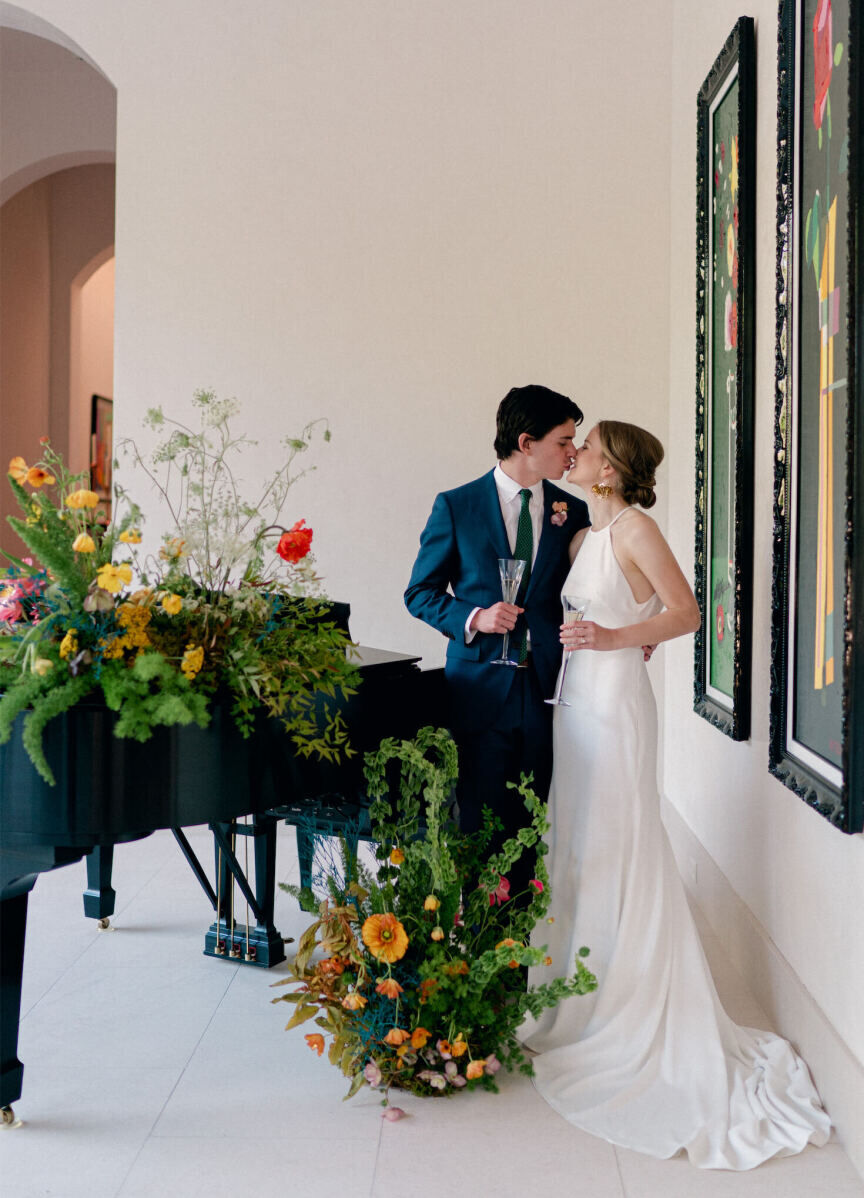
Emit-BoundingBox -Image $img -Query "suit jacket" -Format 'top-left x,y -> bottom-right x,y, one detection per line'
405,470 -> 590,732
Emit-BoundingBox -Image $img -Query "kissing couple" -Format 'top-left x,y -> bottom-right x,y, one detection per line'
404,384 -> 829,1170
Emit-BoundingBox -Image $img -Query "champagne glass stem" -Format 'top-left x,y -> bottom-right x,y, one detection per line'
554,651 -> 571,701
501,629 -> 511,661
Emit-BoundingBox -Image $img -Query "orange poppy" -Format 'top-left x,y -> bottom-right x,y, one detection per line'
375,978 -> 404,999
466,1059 -> 486,1080
383,1028 -> 410,1046
361,913 -> 409,963
25,466 -> 55,488
410,1027 -> 430,1050
341,992 -> 367,1010
304,1033 -> 325,1056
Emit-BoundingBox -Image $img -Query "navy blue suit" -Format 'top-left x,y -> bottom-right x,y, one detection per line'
405,470 -> 589,889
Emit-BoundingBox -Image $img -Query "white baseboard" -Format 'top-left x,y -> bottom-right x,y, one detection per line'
661,794 -> 864,1181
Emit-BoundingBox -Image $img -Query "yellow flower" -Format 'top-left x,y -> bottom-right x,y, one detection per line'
97,562 -> 133,594
544,956 -> 553,966
361,913 -> 409,963
410,1027 -> 430,1050
118,528 -> 142,544
26,466 -> 55,488
375,978 -> 404,1000
383,1028 -> 410,1046
450,1036 -> 468,1058
423,894 -> 440,912
341,992 -> 367,1011
430,927 -> 444,941
466,1059 -> 486,1080
389,847 -> 405,865
59,631 -> 78,660
32,657 -> 54,676
72,533 -> 96,554
181,643 -> 204,681
8,456 -> 28,483
65,489 -> 99,509
161,593 -> 183,615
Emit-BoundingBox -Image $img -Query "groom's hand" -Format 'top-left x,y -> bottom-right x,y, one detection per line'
470,603 -> 523,634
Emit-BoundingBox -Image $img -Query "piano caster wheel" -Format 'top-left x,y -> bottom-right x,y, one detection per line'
97,918 -> 110,930
1,1106 -> 19,1128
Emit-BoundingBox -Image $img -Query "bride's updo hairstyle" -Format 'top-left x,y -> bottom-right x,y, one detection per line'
596,421 -> 664,510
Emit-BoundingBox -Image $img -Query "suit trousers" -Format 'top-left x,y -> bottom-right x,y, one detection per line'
453,659 -> 553,901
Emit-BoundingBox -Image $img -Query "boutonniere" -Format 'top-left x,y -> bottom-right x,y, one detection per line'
550,501 -> 568,526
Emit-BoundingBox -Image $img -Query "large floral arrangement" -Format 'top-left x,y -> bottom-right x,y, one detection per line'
273,727 -> 596,1111
0,390 -> 359,784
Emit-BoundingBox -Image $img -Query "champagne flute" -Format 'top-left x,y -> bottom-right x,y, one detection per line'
491,557 -> 526,666
545,594 -> 590,705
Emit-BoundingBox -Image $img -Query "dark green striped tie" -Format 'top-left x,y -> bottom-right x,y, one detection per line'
513,488 -> 533,661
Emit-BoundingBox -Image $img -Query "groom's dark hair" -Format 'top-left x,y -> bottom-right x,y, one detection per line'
494,385 -> 584,460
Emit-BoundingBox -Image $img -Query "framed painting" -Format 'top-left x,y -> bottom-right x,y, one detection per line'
694,17 -> 755,740
772,0 -> 863,831
90,394 -> 113,517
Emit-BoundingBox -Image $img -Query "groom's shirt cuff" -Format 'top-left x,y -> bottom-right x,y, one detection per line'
465,607 -> 481,643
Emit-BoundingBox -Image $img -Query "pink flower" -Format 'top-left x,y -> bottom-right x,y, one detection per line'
363,1061 -> 382,1087
529,879 -> 544,893
484,1055 -> 502,1075
382,1106 -> 407,1122
0,596 -> 23,623
488,876 -> 510,906
812,0 -> 833,130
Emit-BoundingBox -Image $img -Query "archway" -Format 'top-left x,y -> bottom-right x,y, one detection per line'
0,6 -> 116,557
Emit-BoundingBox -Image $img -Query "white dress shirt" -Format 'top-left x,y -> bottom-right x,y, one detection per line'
464,466 -> 544,642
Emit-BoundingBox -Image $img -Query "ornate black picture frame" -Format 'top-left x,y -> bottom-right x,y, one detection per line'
771,0 -> 863,831
694,18 -> 755,740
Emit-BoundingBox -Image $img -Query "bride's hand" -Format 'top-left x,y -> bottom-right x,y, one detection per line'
560,619 -> 616,651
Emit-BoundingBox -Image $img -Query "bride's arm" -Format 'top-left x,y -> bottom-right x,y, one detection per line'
568,527 -> 589,563
564,517 -> 700,652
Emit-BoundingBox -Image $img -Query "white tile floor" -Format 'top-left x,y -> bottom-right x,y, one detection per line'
2,824 -> 861,1198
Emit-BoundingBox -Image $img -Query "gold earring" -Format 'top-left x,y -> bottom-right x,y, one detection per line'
591,483 -> 613,499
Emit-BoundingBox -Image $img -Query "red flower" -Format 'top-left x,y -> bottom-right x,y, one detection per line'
276,519 -> 313,564
488,876 -> 510,906
812,0 -> 833,130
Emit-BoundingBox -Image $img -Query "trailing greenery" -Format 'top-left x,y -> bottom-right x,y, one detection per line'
275,727 -> 596,1105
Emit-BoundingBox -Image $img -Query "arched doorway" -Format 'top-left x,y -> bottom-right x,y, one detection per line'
0,6 -> 116,558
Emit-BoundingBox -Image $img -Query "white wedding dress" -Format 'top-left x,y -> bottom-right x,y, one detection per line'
522,510 -> 831,1170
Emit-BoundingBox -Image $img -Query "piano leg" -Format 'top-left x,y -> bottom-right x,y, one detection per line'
82,846 -> 116,927
203,817 -> 285,968
0,884 -> 34,1119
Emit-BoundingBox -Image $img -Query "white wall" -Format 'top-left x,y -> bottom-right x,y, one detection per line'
12,0 -> 673,669
665,0 -> 864,1172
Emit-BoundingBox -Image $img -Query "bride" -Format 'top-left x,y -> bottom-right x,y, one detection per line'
521,420 -> 831,1170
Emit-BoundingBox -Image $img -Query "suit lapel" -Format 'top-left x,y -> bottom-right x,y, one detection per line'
476,470 -> 512,561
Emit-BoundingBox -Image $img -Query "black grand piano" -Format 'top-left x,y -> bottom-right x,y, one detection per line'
0,624 -> 444,1124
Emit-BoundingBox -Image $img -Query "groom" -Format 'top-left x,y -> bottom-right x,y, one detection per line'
404,384 -> 589,896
